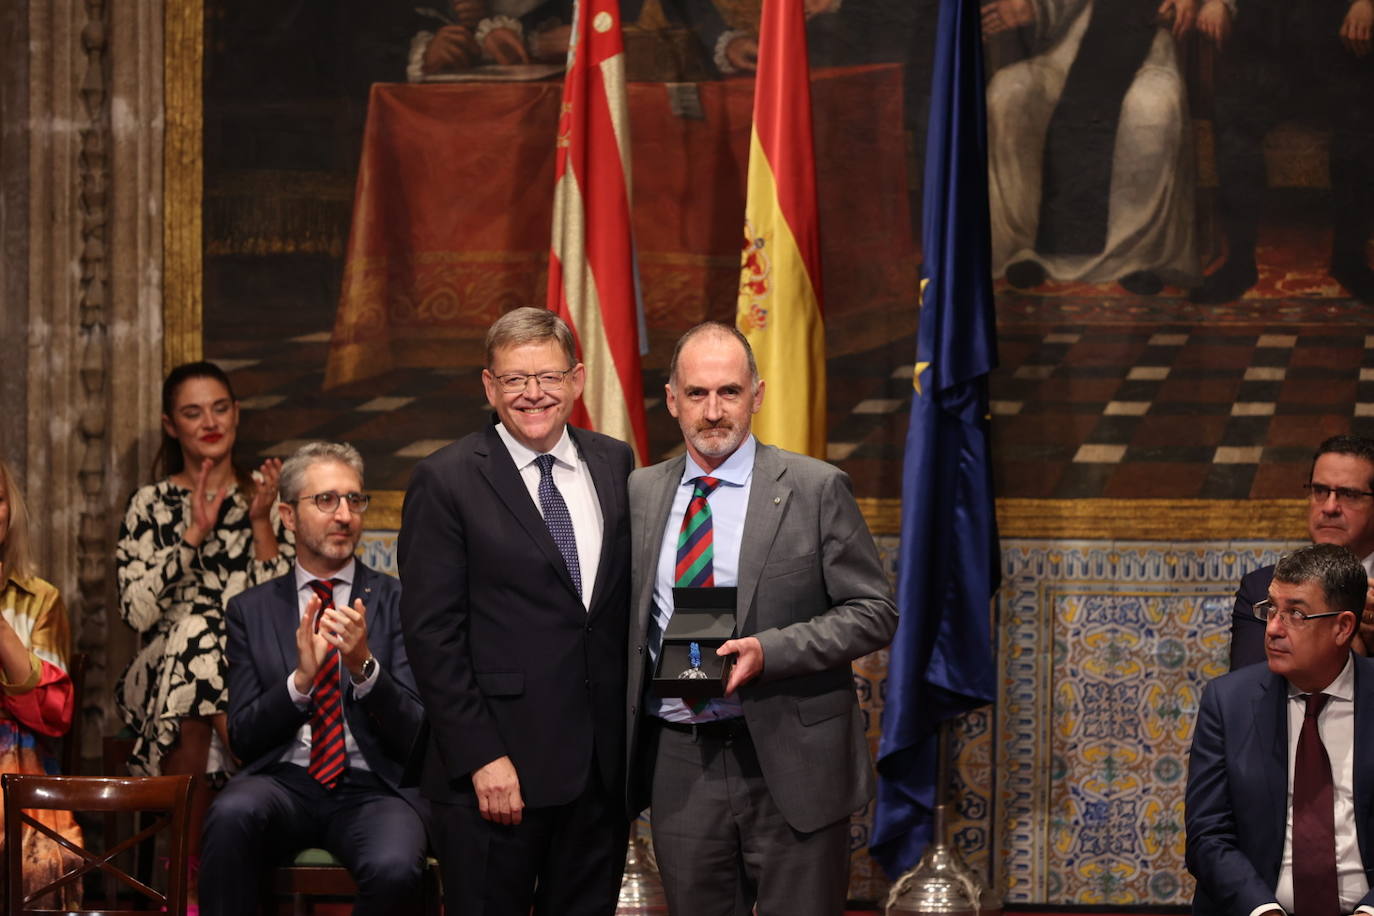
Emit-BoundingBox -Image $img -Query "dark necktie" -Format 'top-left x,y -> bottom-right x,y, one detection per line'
675,476 -> 720,587
535,454 -> 581,597
306,579 -> 347,790
1292,691 -> 1339,916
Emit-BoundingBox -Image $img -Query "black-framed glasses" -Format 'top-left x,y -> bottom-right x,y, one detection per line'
491,368 -> 575,393
1252,597 -> 1349,627
294,491 -> 370,514
1305,482 -> 1374,507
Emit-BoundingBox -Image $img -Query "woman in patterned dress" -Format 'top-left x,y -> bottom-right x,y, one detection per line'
114,361 -> 292,897
0,459 -> 83,907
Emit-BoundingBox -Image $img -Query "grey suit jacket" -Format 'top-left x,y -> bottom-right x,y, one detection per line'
625,442 -> 898,833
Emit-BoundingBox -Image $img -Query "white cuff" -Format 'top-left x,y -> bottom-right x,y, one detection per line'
407,31 -> 434,82
350,661 -> 381,699
475,15 -> 524,54
714,29 -> 751,74
287,671 -> 312,709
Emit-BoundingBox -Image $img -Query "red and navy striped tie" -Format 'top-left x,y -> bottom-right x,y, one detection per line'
306,579 -> 347,789
675,477 -> 720,587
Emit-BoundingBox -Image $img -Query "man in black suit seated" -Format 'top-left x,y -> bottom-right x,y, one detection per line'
200,441 -> 429,916
1232,435 -> 1374,669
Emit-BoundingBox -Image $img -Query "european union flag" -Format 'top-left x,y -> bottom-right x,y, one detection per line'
869,0 -> 1001,876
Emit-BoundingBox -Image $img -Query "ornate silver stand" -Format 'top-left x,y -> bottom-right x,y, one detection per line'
617,817 -> 667,913
884,724 -> 1001,916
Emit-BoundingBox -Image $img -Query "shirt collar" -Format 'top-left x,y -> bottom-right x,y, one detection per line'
1,570 -> 33,596
495,422 -> 577,472
294,558 -> 356,595
1288,652 -> 1357,702
681,435 -> 756,489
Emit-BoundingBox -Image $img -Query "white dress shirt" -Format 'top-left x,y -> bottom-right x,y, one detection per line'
1258,654 -> 1373,916
648,435 -> 756,723
281,559 -> 378,771
495,423 -> 604,609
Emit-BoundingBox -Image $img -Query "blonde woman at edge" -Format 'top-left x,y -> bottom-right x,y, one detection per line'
0,459 -> 82,907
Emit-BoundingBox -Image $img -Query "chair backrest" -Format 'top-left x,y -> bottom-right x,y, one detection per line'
60,651 -> 88,776
2,773 -> 193,916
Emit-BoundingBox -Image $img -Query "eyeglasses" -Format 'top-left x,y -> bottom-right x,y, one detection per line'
491,368 -> 575,393
293,491 -> 370,514
1252,597 -> 1349,627
1305,482 -> 1374,507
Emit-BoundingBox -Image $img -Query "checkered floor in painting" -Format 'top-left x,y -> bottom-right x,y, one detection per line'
207,205 -> 1374,500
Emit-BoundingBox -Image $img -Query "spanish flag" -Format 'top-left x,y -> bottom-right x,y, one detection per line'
548,0 -> 650,466
735,0 -> 826,458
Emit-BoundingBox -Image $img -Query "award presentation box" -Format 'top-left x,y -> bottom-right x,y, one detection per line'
651,587 -> 737,698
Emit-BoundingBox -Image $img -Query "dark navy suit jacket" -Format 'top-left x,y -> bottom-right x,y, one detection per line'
1229,565 -> 1274,671
1185,654 -> 1374,915
224,562 -> 428,820
397,421 -> 632,808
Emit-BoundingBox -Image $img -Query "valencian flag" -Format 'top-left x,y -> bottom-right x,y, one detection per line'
735,0 -> 826,458
548,0 -> 650,466
870,0 -> 1001,875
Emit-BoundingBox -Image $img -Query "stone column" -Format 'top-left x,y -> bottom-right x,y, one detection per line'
12,0 -> 166,763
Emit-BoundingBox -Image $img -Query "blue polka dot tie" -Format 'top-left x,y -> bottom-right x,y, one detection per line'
535,454 -> 581,598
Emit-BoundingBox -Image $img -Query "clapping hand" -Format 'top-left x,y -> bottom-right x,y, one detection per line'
247,458 -> 281,523
292,592 -> 333,694
185,458 -> 228,548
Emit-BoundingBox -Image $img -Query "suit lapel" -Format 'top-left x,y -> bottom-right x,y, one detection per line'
271,574 -> 301,677
1355,657 -> 1374,867
736,445 -> 790,634
574,427 -> 619,618
475,423 -> 580,601
348,562 -> 378,636
637,456 -> 685,632
1254,671 -> 1289,861
342,563 -> 377,706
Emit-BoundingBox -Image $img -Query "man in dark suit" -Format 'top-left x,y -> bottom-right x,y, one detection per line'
1231,436 -> 1374,669
201,441 -> 429,916
625,322 -> 898,915
1187,543 -> 1374,916
398,307 -> 632,915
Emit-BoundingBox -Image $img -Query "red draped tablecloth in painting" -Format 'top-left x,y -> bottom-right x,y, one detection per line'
325,64 -> 915,387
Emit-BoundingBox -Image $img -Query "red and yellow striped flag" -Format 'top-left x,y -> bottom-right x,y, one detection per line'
736,0 -> 826,458
548,0 -> 649,465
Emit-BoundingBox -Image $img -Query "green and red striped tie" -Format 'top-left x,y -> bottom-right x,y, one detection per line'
675,477 -> 720,587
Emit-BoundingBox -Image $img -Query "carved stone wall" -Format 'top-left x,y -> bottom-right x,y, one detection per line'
4,0 -> 166,763
0,1 -> 31,469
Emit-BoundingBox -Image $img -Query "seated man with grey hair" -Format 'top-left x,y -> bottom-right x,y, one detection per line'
200,442 -> 429,916
1187,542 -> 1374,916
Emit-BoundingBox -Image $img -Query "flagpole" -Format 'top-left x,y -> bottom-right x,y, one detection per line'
883,720 -> 998,916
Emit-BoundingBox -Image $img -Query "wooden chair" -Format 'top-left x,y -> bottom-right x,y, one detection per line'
2,773 -> 193,916
98,730 -> 159,897
265,848 -> 443,916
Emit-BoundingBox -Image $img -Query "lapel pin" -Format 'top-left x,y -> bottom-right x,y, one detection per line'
773,496 -> 780,505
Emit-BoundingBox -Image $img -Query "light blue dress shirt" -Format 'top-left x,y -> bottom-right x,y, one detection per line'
648,436 -> 756,723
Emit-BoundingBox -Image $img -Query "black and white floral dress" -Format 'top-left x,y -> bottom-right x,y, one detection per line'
114,480 -> 293,776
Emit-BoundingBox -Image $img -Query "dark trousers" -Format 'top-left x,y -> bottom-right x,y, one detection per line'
432,764 -> 629,916
200,763 -> 427,916
650,722 -> 850,916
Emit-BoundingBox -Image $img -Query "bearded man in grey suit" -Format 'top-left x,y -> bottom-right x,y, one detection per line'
626,321 -> 898,916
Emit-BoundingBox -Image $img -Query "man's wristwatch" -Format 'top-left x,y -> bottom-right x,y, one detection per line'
351,655 -> 377,685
